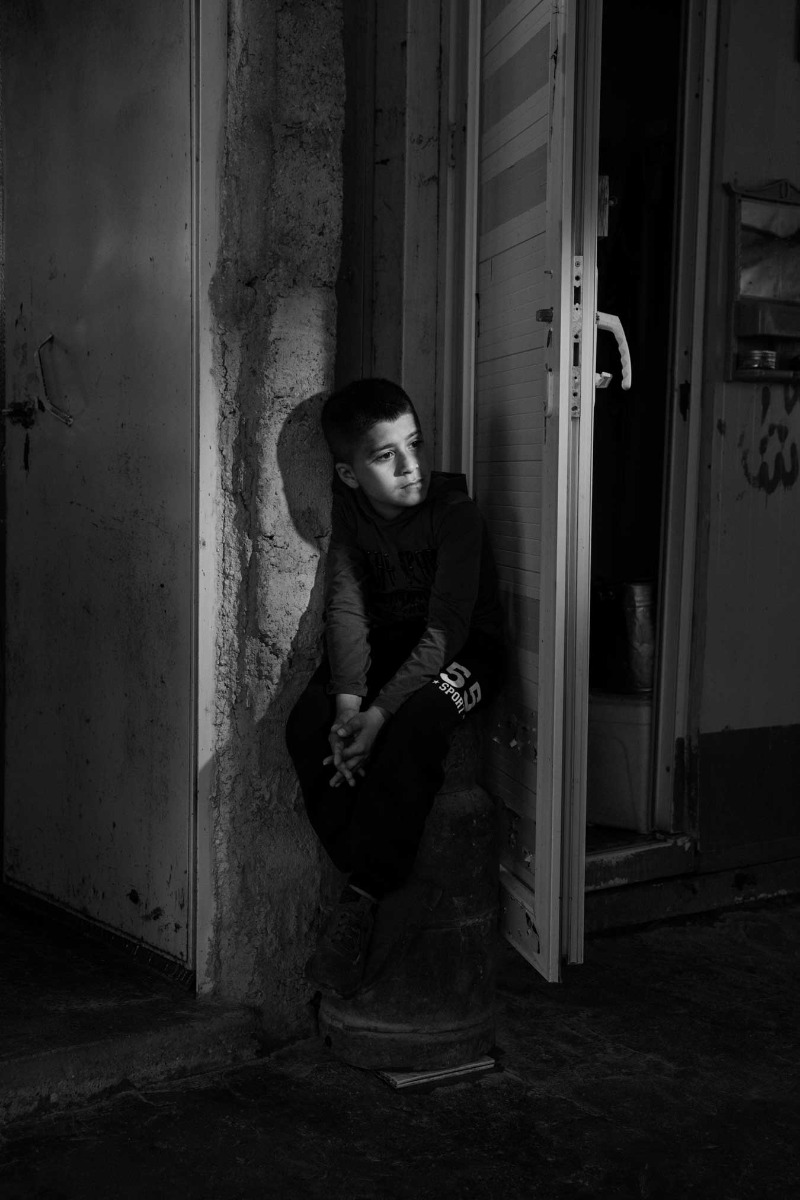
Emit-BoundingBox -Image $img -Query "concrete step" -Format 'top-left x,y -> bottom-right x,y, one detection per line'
0,900 -> 264,1124
1,1000 -> 263,1124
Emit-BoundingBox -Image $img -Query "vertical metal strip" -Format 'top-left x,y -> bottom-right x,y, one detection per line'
562,0 -> 603,965
534,0 -> 577,983
361,0 -> 377,378
0,43 -> 5,398
437,0 -> 463,474
0,36 -> 6,859
187,0 -> 201,972
459,0 -> 482,494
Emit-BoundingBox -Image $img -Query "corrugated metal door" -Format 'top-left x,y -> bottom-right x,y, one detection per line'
2,1 -> 195,962
472,0 -> 595,980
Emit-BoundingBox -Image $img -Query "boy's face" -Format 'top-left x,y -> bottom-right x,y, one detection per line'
336,412 -> 430,519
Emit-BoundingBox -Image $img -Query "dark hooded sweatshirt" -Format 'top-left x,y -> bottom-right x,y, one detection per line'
324,471 -> 505,715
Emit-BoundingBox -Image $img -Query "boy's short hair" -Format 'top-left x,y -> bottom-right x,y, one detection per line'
321,378 -> 419,462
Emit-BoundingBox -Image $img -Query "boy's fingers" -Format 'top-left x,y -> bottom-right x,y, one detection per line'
328,762 -> 366,788
341,737 -> 372,763
328,735 -> 347,770
333,716 -> 357,735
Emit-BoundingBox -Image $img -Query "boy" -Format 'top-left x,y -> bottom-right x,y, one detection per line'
286,378 -> 505,997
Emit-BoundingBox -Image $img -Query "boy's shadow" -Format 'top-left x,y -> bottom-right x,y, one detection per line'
274,391 -> 333,705
274,392 -> 344,922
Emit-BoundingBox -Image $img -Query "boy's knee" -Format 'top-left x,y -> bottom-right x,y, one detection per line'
391,679 -> 462,736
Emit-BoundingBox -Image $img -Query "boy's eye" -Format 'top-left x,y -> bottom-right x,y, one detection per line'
374,451 -> 393,463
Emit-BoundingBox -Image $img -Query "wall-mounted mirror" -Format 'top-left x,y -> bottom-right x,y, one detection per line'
726,179 -> 800,379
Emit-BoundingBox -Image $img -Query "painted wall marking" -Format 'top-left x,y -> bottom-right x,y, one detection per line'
741,385 -> 799,494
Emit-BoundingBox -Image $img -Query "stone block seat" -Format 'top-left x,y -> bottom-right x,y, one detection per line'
318,721 -> 499,1072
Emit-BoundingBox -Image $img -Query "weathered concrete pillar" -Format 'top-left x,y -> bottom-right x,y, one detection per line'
205,0 -> 344,1036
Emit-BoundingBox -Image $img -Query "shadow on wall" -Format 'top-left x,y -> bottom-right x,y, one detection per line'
272,387 -> 343,890
276,391 -> 333,554
274,390 -> 333,699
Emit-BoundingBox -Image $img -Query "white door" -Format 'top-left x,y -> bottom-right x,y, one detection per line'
469,0 -> 601,978
3,1 -> 196,963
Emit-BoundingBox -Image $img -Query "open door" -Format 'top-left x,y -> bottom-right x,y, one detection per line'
468,0 -> 603,978
2,1 -> 198,963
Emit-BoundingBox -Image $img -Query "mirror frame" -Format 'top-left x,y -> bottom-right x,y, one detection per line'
725,178 -> 800,380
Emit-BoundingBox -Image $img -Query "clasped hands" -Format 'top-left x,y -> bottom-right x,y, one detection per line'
325,697 -> 387,788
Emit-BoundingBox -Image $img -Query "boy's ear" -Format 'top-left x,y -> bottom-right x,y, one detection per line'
335,460 -> 360,490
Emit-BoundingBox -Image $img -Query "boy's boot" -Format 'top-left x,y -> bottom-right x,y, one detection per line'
305,885 -> 377,997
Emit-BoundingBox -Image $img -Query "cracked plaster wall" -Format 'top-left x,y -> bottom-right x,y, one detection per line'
206,0 -> 344,1033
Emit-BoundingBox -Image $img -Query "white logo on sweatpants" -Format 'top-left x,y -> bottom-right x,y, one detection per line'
436,661 -> 482,714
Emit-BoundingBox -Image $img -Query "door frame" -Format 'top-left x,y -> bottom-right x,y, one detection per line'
194,0 -> 227,989
561,0 -> 603,964
652,0 -> 719,833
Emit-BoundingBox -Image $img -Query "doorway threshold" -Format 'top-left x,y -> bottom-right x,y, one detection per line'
0,896 -> 263,1123
585,827 -> 695,891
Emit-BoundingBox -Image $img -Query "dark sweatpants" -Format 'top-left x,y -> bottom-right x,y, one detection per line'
285,625 -> 504,897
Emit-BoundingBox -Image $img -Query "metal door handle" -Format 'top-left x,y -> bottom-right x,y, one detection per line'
595,311 -> 632,390
36,334 -> 74,426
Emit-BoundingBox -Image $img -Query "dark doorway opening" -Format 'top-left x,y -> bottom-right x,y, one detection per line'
587,0 -> 684,846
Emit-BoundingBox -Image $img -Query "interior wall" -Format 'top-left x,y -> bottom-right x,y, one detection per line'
203,0 -> 344,1030
693,0 -> 800,862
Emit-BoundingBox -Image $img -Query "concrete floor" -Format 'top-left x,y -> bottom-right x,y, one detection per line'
1,896 -> 799,1199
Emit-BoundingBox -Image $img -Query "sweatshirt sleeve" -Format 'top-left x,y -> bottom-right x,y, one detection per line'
324,493 -> 371,698
372,496 -> 484,714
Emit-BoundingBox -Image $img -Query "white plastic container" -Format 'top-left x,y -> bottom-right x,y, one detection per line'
587,691 -> 653,832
